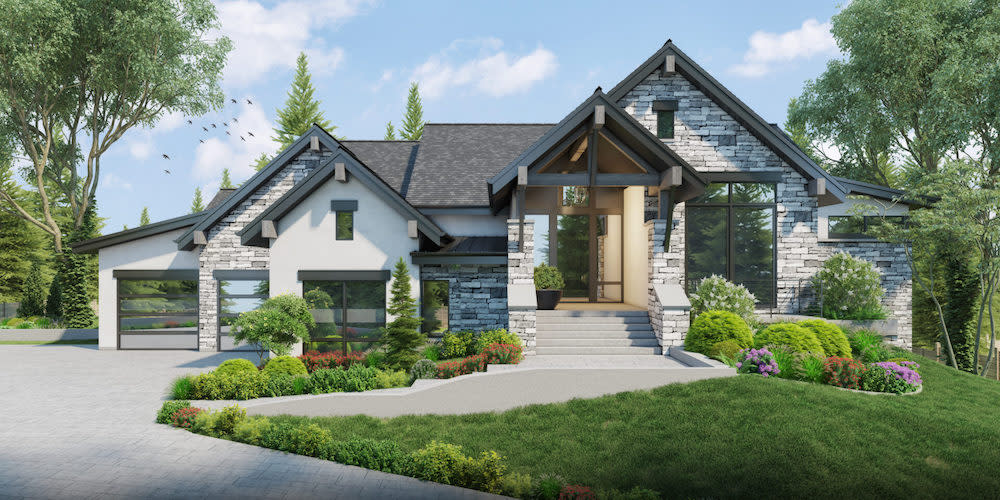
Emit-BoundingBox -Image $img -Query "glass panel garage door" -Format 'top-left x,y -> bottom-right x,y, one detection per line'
118,279 -> 198,350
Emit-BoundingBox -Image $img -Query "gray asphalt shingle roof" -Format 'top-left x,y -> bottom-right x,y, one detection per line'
339,141 -> 418,195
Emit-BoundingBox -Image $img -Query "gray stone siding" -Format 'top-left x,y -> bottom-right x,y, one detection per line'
196,147 -> 332,350
419,264 -> 507,333
506,219 -> 536,350
621,70 -> 912,349
647,220 -> 688,348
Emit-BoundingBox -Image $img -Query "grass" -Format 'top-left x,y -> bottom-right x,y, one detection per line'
262,354 -> 1000,498
0,339 -> 98,345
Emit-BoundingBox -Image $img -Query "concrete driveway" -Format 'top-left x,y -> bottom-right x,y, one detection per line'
0,346 -> 496,499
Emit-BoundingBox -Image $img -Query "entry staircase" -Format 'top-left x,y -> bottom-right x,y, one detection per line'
534,309 -> 661,355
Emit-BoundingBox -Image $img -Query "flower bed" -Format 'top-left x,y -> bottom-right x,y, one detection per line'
435,343 -> 522,379
298,351 -> 366,373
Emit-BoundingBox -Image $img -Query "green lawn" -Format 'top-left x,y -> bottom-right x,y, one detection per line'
267,355 -> 1000,498
0,339 -> 98,345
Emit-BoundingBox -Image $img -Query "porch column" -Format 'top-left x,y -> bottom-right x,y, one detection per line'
506,219 -> 536,352
646,219 -> 690,351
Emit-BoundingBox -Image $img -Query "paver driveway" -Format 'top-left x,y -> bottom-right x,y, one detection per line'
0,345 -> 497,499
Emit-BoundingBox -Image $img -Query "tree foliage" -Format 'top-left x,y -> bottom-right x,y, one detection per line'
273,52 -> 333,147
383,258 -> 424,370
384,121 -> 397,140
220,168 -> 234,189
139,207 -> 150,226
400,83 -> 425,141
0,0 -> 232,252
19,262 -> 45,317
191,187 -> 204,213
61,196 -> 98,327
234,293 -> 315,365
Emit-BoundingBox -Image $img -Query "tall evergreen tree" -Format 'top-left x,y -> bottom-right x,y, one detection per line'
382,257 -> 424,370
400,82 -> 425,141
273,52 -> 334,148
253,153 -> 271,172
139,207 -> 150,226
191,187 -> 205,213
19,262 -> 45,317
45,264 -> 62,318
0,209 -> 38,302
220,168 -> 234,189
61,196 -> 98,327
384,121 -> 397,140
942,247 -> 979,371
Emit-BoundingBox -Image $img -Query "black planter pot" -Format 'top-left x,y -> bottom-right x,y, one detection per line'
536,289 -> 562,310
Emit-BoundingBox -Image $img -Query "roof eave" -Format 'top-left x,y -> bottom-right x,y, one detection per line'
73,212 -> 204,254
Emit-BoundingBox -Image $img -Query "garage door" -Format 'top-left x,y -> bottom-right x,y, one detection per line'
116,270 -> 199,350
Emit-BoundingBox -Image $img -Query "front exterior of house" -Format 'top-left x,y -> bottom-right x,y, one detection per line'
76,41 -> 914,353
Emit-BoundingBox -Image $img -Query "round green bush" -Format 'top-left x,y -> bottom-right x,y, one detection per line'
797,319 -> 851,358
685,310 -> 753,355
533,264 -> 565,290
755,323 -> 824,355
215,358 -> 258,376
263,356 -> 308,377
709,339 -> 743,360
410,359 -> 437,380
813,252 -> 887,319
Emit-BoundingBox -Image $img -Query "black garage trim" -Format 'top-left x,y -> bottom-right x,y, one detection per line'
297,270 -> 391,281
213,270 -> 270,280
113,270 -> 198,280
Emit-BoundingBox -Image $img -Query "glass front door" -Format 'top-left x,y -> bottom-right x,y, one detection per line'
556,215 -> 590,298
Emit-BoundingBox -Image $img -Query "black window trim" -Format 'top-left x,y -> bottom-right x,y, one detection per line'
216,277 -> 270,352
827,215 -> 908,240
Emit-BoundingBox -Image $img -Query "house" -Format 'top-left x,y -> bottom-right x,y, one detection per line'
75,41 -> 914,354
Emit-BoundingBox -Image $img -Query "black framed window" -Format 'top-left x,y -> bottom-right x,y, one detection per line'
117,279 -> 199,349
828,215 -> 906,239
657,111 -> 674,139
218,279 -> 269,350
686,182 -> 776,307
420,280 -> 449,335
303,280 -> 386,353
336,211 -> 354,240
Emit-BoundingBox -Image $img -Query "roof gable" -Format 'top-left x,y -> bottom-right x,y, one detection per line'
607,40 -> 848,202
74,212 -> 202,254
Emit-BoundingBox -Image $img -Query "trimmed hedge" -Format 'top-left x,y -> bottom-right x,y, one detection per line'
685,311 -> 753,355
215,358 -> 258,376
263,356 -> 308,377
797,319 -> 851,358
755,323 -> 824,355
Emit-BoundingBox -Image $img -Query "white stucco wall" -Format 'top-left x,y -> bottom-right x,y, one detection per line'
96,229 -> 200,350
817,197 -> 909,240
623,186 -> 649,307
428,213 -> 507,236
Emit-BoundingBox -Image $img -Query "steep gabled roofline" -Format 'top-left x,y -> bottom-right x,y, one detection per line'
237,150 -> 448,247
73,212 -> 203,254
607,40 -> 848,202
175,124 -> 343,250
833,176 -> 927,207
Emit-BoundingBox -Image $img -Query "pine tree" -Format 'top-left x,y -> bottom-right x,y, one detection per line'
45,265 -> 62,318
273,52 -> 334,148
253,153 -> 272,172
19,262 -> 45,317
384,121 -> 397,140
220,168 -> 234,189
61,197 -> 98,328
400,82 -> 425,141
0,209 -> 38,302
139,207 -> 150,226
382,257 -> 424,370
191,187 -> 205,213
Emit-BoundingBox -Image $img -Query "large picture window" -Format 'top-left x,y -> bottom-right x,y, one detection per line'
686,182 -> 776,307
303,280 -> 385,353
117,278 -> 198,349
827,215 -> 906,239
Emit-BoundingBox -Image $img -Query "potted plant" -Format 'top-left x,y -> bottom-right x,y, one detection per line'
534,264 -> 565,310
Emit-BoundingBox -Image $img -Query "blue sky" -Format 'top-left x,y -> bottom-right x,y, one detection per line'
96,0 -> 845,232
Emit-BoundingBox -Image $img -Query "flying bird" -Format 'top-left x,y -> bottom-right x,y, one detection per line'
240,136 -> 246,142
186,119 -> 193,125
230,98 -> 238,104
211,123 -> 217,128
232,117 -> 239,123
246,98 -> 253,105
164,169 -> 171,174
199,139 -> 204,143
161,154 -> 170,160
223,122 -> 228,127
247,131 -> 254,137
202,126 -> 209,132
225,131 -> 231,136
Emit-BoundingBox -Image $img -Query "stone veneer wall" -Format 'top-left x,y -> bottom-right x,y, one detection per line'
621,69 -> 912,349
196,147 -> 332,350
419,264 -> 507,333
506,219 -> 536,351
647,220 -> 688,348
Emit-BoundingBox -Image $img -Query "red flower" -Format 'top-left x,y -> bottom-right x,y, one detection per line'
298,351 -> 367,373
170,407 -> 204,429
559,485 -> 596,500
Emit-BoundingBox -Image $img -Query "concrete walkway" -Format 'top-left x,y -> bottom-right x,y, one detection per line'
0,346 -> 499,500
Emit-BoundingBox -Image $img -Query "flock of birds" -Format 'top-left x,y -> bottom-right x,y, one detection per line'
160,98 -> 257,175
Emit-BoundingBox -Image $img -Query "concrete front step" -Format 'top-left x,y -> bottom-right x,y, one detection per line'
536,338 -> 661,348
535,346 -> 663,355
537,330 -> 657,339
536,310 -> 649,318
536,316 -> 651,325
535,323 -> 654,332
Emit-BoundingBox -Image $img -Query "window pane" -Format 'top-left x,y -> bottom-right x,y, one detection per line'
686,207 -> 728,293
657,110 -> 674,139
336,211 -> 354,240
526,214 -> 550,266
120,315 -> 197,331
344,281 -> 386,339
690,183 -> 728,204
119,279 -> 198,296
829,216 -> 863,236
421,280 -> 449,334
120,297 -> 197,314
220,297 -> 267,315
557,215 -> 590,297
561,186 -> 589,207
734,207 -> 774,306
732,183 -> 776,203
304,282 -> 343,341
219,280 -> 269,296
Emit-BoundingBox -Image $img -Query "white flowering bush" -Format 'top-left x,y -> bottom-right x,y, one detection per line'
813,252 -> 887,320
689,275 -> 757,326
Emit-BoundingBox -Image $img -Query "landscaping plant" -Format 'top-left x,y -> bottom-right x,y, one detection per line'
156,400 -> 190,424
847,329 -> 890,363
441,330 -> 476,358
298,351 -> 366,372
754,323 -> 823,355
234,294 -> 315,365
688,275 -> 757,326
262,356 -> 308,377
170,407 -> 204,429
533,263 -> 565,290
215,358 -> 258,375
409,359 -> 437,380
813,252 -> 887,320
735,348 -> 780,377
821,357 -> 865,390
708,339 -> 743,366
382,258 -> 425,371
436,354 -> 487,379
863,361 -> 922,394
482,343 -> 523,364
684,310 -> 753,355
797,319 -> 851,358
474,328 -> 521,353
800,354 -> 825,384
765,344 -> 802,380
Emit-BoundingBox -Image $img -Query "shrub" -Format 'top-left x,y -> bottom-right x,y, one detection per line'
483,343 -> 523,364
709,339 -> 743,362
889,358 -> 921,375
331,439 -> 412,475
298,351 -> 366,373
286,423 -> 334,459
800,354 -> 825,383
797,319 -> 851,358
234,294 -> 315,364
375,369 -> 410,389
814,252 -> 887,320
156,400 -> 190,424
366,350 -> 386,369
441,330 -> 476,358
170,407 -> 204,429
560,485 -> 597,500
534,263 -> 565,290
766,344 -> 801,380
685,311 -> 753,355
822,357 -> 866,390
215,405 -> 247,435
865,361 -> 922,394
421,345 -> 440,361
189,410 -> 219,436
409,441 -> 507,493
190,371 -> 268,400
755,323 -> 824,355
474,328 -> 521,353
4,317 -> 25,328
265,373 -> 298,397
263,356 -> 308,377
307,364 -> 381,393
170,375 -> 195,400
689,275 -> 757,326
848,329 -> 890,363
533,474 -> 568,500
15,321 -> 35,329
215,358 -> 258,376
436,354 -> 487,379
410,359 -> 438,380
735,348 -> 780,377
232,417 -> 273,446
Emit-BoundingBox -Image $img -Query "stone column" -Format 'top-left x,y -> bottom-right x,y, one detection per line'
506,219 -> 536,352
647,220 -> 690,350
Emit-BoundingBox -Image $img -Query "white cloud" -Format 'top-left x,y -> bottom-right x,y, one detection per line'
412,39 -> 558,99
214,0 -> 369,87
128,134 -> 153,161
370,69 -> 393,92
100,172 -> 133,191
193,99 -> 279,182
729,19 -> 839,77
